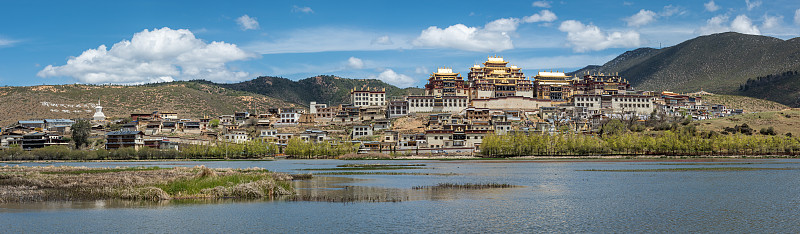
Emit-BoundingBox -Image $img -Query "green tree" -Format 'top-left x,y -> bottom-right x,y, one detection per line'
210,119 -> 220,128
600,119 -> 626,137
71,119 -> 91,149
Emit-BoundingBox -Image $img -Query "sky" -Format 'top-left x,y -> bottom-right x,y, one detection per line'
1,0 -> 800,88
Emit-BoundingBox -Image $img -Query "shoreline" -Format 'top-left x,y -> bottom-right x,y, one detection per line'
1,154 -> 798,163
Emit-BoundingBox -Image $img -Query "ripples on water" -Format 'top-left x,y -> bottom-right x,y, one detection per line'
3,159 -> 800,233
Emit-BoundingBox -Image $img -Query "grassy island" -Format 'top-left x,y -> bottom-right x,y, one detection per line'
0,165 -> 294,203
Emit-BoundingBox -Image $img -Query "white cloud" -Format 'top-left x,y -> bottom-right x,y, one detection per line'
347,57 -> 364,69
518,54 -> 618,71
660,5 -> 685,17
415,66 -> 429,74
731,15 -> 760,34
697,14 -> 761,35
413,18 -> 519,52
292,5 -> 314,14
370,69 -> 415,87
236,15 -> 259,31
762,14 -> 782,30
523,10 -> 557,23
38,27 -> 255,84
745,0 -> 761,11
0,37 -> 17,47
247,28 -> 406,54
485,18 -> 520,32
704,1 -> 720,12
625,9 -> 657,27
795,9 -> 800,25
532,1 -> 551,8
697,15 -> 730,34
558,20 -> 641,52
371,35 -> 393,45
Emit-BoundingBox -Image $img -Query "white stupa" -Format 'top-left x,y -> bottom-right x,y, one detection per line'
93,99 -> 106,121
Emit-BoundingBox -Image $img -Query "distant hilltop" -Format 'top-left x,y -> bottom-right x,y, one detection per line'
0,76 -> 423,126
569,32 -> 800,107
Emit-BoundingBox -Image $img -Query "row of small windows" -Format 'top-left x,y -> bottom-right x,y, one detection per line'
430,135 -> 485,140
354,101 -> 385,106
615,98 -> 650,102
575,97 -> 651,102
354,97 -> 385,102
620,104 -> 650,108
354,93 -> 385,97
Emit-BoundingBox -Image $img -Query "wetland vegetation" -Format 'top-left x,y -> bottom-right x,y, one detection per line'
0,165 -> 293,202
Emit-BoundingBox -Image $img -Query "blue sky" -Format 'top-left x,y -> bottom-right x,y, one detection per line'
1,0 -> 799,87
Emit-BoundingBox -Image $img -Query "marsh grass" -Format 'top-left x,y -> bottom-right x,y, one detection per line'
0,165 -> 293,202
581,167 -> 797,172
412,183 -> 517,190
157,174 -> 268,196
40,166 -> 165,175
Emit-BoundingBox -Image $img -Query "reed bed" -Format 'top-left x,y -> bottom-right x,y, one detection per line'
412,183 -> 517,190
0,165 -> 294,203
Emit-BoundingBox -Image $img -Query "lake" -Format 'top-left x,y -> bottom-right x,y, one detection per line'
3,159 -> 800,233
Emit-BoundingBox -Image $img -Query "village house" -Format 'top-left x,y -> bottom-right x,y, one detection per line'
351,88 -> 386,107
352,125 -> 373,139
222,129 -> 249,144
105,131 -> 144,150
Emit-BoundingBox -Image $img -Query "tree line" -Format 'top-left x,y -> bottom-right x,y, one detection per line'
481,126 -> 800,157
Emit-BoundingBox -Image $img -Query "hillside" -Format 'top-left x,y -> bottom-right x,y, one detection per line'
0,82 -> 298,126
696,109 -> 800,136
220,75 -> 424,106
736,71 -> 800,107
568,48 -> 662,77
571,32 -> 800,95
700,94 -> 789,113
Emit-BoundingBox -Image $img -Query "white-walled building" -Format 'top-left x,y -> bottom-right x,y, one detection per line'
351,88 -> 386,107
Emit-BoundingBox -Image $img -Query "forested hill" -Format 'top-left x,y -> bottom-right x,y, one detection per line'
219,75 -> 424,106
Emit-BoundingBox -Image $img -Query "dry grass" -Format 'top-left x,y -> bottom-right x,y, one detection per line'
392,115 -> 426,133
701,94 -> 789,113
696,109 -> 800,136
0,165 -> 293,203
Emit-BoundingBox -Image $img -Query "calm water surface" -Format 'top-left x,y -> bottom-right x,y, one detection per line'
2,159 -> 800,233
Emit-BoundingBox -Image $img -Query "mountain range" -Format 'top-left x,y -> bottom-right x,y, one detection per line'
570,32 -> 800,106
3,32 -> 800,127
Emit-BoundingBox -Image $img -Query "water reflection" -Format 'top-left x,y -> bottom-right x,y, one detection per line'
4,159 -> 800,233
